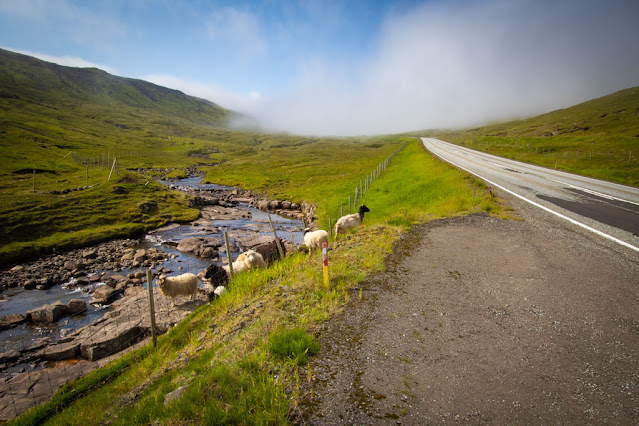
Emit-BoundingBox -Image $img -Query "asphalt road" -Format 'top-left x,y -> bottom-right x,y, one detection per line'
421,138 -> 639,253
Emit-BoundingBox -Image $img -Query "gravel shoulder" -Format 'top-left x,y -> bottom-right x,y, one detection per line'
299,194 -> 639,424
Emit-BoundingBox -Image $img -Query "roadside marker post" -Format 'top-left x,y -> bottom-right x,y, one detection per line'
322,242 -> 329,289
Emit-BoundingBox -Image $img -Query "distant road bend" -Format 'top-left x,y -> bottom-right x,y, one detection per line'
421,137 -> 639,253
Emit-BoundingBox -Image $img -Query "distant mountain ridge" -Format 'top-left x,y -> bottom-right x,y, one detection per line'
0,47 -> 230,126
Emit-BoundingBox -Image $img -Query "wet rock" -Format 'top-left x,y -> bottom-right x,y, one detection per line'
200,247 -> 217,258
25,301 -> 67,323
268,200 -> 282,210
91,286 -> 119,305
103,274 -> 127,288
75,276 -> 91,286
66,299 -> 87,315
0,350 -> 20,363
0,313 -> 25,330
23,279 -> 37,290
177,237 -> 222,257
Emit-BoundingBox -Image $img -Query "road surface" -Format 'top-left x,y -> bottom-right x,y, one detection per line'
421,137 -> 639,253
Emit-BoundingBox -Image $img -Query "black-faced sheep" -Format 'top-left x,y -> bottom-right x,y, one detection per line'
303,228 -> 329,257
222,249 -> 265,275
202,264 -> 229,287
334,205 -> 370,239
253,238 -> 286,265
156,273 -> 199,306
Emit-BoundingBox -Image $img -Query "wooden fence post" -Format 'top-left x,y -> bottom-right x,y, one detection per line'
224,231 -> 234,277
146,270 -> 157,348
267,214 -> 285,259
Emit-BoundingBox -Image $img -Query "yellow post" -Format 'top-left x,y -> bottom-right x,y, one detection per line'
322,242 -> 329,288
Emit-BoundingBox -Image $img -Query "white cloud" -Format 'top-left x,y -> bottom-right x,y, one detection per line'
141,73 -> 263,112
251,0 -> 639,136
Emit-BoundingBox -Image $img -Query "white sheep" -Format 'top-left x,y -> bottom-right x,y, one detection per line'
334,204 -> 370,240
156,272 -> 199,306
222,249 -> 265,275
303,228 -> 329,257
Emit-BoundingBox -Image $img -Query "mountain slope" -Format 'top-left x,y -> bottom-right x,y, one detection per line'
0,47 -> 229,125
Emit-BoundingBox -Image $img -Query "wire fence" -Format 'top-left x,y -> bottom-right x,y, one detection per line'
327,141 -> 407,238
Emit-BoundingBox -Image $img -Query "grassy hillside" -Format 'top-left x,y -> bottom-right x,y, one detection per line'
434,87 -> 639,187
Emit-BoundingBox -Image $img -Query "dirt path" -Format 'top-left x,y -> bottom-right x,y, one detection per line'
298,196 -> 639,424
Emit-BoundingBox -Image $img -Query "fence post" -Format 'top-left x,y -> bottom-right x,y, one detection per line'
349,196 -> 351,214
32,170 -> 35,193
354,187 -> 358,209
329,217 -> 332,239
267,214 -> 285,259
108,158 -> 117,181
85,164 -> 89,187
224,231 -> 234,277
146,270 -> 157,348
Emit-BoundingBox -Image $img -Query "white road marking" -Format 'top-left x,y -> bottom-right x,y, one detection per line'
422,138 -> 639,253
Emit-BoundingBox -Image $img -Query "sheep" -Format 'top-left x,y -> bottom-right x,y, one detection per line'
253,238 -> 287,265
222,249 -> 265,275
303,228 -> 329,257
334,204 -> 370,239
156,273 -> 199,306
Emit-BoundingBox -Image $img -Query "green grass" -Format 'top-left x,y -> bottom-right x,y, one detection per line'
14,138 -> 502,425
433,86 -> 639,187
268,328 -> 320,365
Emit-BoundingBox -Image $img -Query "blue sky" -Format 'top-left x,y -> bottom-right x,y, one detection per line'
1,0 -> 638,135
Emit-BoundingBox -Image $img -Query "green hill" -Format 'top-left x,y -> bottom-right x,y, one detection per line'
436,87 -> 639,186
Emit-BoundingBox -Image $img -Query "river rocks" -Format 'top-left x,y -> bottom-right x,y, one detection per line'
91,286 -> 119,305
0,350 -> 20,364
24,299 -> 87,324
0,238 -> 144,291
25,301 -> 67,323
177,237 -> 222,257
0,313 -> 25,330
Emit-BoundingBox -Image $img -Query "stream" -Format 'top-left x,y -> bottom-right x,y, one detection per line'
0,179 -> 305,355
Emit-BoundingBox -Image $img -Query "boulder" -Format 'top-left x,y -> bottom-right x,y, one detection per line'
103,274 -> 127,288
25,301 -> 67,323
66,299 -> 87,315
0,350 -> 20,363
0,313 -> 25,330
82,248 -> 98,259
91,286 -> 119,305
23,279 -> 37,290
200,247 -> 217,258
214,286 -> 226,297
38,341 -> 81,361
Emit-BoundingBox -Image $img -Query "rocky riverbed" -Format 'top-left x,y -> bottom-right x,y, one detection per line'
0,181 -> 312,420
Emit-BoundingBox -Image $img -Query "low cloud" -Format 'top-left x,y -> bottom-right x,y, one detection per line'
249,0 -> 639,136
